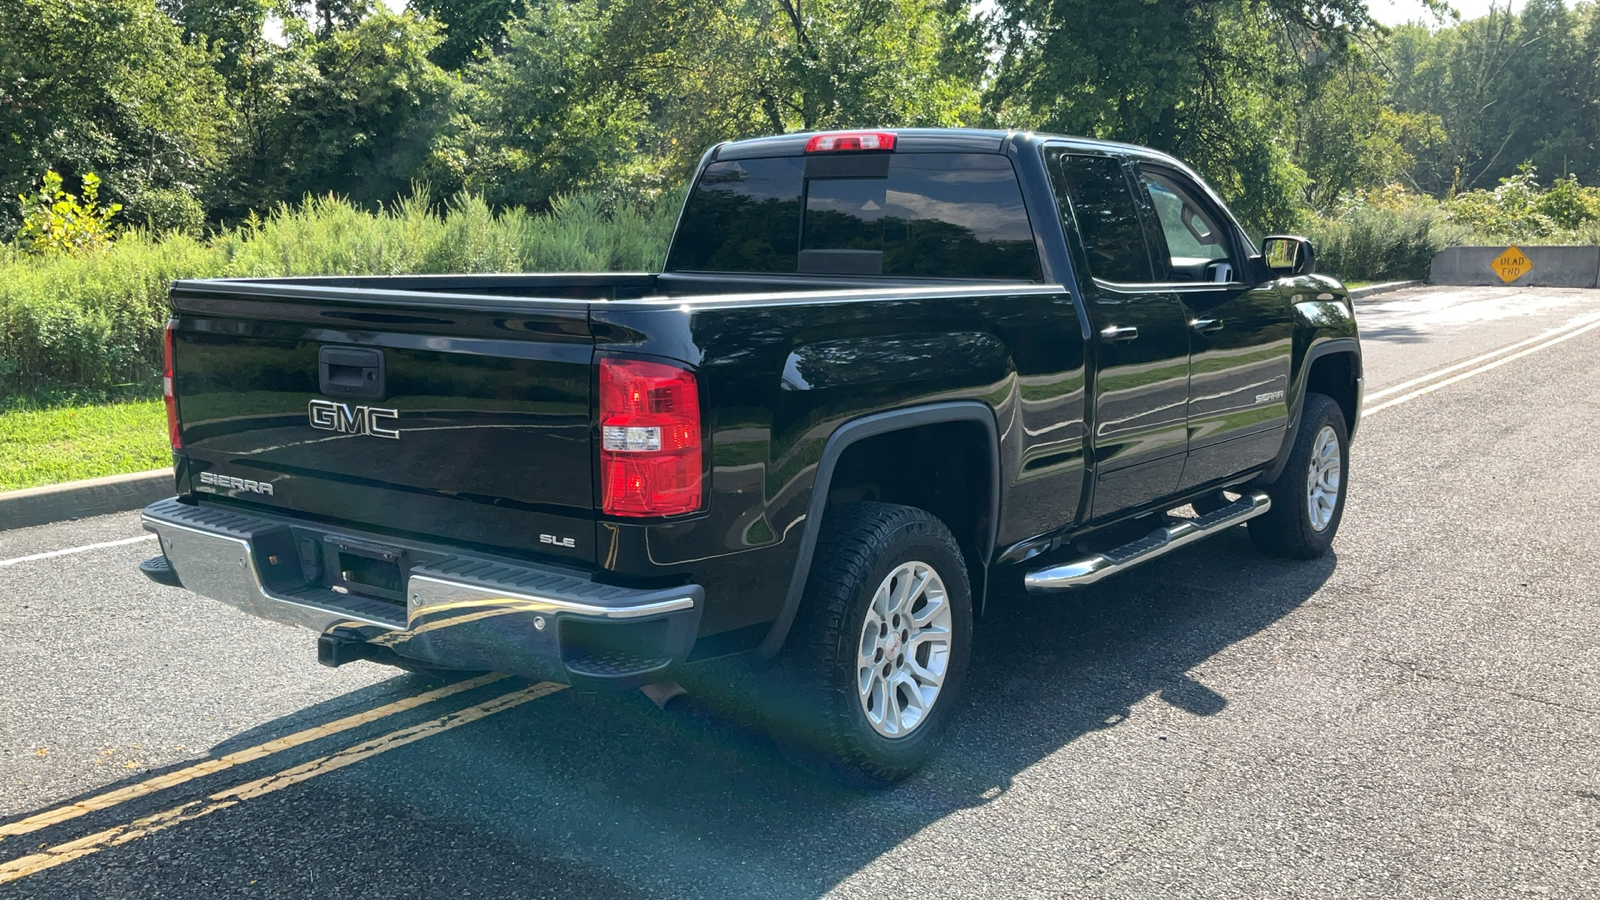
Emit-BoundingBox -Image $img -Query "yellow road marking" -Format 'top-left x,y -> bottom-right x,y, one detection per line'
1364,316 -> 1600,416
0,682 -> 562,885
0,672 -> 506,841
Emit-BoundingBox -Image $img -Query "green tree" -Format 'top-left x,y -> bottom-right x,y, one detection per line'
1294,59 -> 1444,209
986,0 -> 1375,229
452,0 -> 987,201
0,0 -> 229,235
157,0 -> 275,80
1380,3 -> 1596,196
410,0 -> 525,69
1494,0 -> 1593,183
213,9 -> 457,218
445,0 -> 644,209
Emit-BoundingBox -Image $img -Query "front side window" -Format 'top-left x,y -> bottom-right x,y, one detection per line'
1139,169 -> 1238,282
667,152 -> 1041,280
1047,151 -> 1153,284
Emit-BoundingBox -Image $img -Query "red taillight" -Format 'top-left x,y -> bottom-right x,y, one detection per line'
804,131 -> 896,153
163,319 -> 181,449
599,358 -> 702,517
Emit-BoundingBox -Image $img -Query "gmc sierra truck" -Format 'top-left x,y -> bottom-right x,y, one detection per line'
140,128 -> 1361,784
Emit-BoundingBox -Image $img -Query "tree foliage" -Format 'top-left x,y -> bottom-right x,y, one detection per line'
985,0 -> 1374,229
1386,1 -> 1600,196
435,0 -> 985,207
0,0 -> 229,233
409,0 -> 523,69
4,0 -> 1600,243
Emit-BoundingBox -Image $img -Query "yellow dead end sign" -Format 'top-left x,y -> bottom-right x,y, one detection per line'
1491,246 -> 1533,283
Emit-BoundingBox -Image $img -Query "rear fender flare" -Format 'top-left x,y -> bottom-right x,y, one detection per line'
757,402 -> 1001,658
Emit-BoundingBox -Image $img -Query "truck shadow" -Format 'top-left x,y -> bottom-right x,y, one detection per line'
366,525 -> 1334,897
5,528 -> 1334,898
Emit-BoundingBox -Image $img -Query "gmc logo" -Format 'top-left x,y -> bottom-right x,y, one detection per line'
308,399 -> 400,439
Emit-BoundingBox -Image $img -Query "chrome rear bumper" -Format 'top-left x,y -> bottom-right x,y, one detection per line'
141,498 -> 701,686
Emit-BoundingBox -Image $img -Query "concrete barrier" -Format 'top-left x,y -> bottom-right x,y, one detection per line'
1430,245 -> 1600,288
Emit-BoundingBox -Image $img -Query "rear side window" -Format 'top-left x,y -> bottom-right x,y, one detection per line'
666,157 -> 805,274
1047,152 -> 1154,284
667,152 -> 1041,280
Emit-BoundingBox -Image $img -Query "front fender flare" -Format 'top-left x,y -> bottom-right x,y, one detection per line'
1263,337 -> 1362,484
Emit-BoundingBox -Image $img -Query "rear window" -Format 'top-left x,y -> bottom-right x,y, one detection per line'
666,152 -> 1041,280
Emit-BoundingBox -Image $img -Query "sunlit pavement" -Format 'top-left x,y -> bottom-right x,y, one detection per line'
3,285 -> 1598,898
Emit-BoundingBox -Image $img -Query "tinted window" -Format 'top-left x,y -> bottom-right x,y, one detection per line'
666,157 -> 805,274
667,153 -> 1041,280
1048,152 -> 1153,283
802,154 -> 1039,279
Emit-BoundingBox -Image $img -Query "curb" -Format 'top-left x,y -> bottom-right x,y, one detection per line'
0,469 -> 172,532
1350,280 -> 1423,300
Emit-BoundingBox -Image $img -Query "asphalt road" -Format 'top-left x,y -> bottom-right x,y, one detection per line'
3,285 -> 1599,899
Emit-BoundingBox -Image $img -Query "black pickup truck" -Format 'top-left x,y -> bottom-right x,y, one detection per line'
141,128 -> 1361,784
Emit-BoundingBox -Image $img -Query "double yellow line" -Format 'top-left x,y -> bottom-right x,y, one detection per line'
0,674 -> 563,885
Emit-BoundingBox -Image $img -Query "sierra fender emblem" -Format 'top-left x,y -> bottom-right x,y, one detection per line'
308,399 -> 400,439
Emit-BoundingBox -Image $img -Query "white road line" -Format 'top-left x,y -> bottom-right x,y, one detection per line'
0,534 -> 157,569
1363,311 -> 1600,403
1364,316 -> 1600,416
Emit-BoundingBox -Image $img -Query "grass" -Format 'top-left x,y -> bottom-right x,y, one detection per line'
0,400 -> 169,491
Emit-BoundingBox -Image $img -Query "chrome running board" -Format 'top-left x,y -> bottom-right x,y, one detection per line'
1023,491 -> 1272,592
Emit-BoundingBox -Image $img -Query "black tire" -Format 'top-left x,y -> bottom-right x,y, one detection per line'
771,502 -> 973,787
1248,392 -> 1349,559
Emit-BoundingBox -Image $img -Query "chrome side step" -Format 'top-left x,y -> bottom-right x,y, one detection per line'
1023,491 -> 1272,592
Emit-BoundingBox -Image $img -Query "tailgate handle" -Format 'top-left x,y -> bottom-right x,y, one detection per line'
319,346 -> 385,400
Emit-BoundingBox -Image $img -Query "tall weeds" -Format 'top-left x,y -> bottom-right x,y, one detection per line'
1,191 -> 678,398
1306,204 -> 1470,283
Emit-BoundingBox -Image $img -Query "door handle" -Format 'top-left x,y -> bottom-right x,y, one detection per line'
1190,318 -> 1224,334
1100,325 -> 1139,343
319,346 -> 385,399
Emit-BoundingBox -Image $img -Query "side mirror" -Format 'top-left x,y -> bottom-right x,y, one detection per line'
1261,235 -> 1316,277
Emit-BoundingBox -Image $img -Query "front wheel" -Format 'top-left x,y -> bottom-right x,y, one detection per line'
1249,392 -> 1349,559
772,502 -> 973,787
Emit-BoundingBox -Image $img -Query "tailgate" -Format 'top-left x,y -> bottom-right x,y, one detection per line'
169,282 -> 599,565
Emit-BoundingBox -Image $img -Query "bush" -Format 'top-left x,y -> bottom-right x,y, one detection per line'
1309,172 -> 1600,282
1307,196 -> 1469,282
14,172 -> 122,256
0,189 -> 677,397
1445,168 -> 1600,242
123,187 -> 208,237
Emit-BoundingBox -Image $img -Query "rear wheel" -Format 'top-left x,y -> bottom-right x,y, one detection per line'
1249,393 -> 1348,559
772,502 -> 973,787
